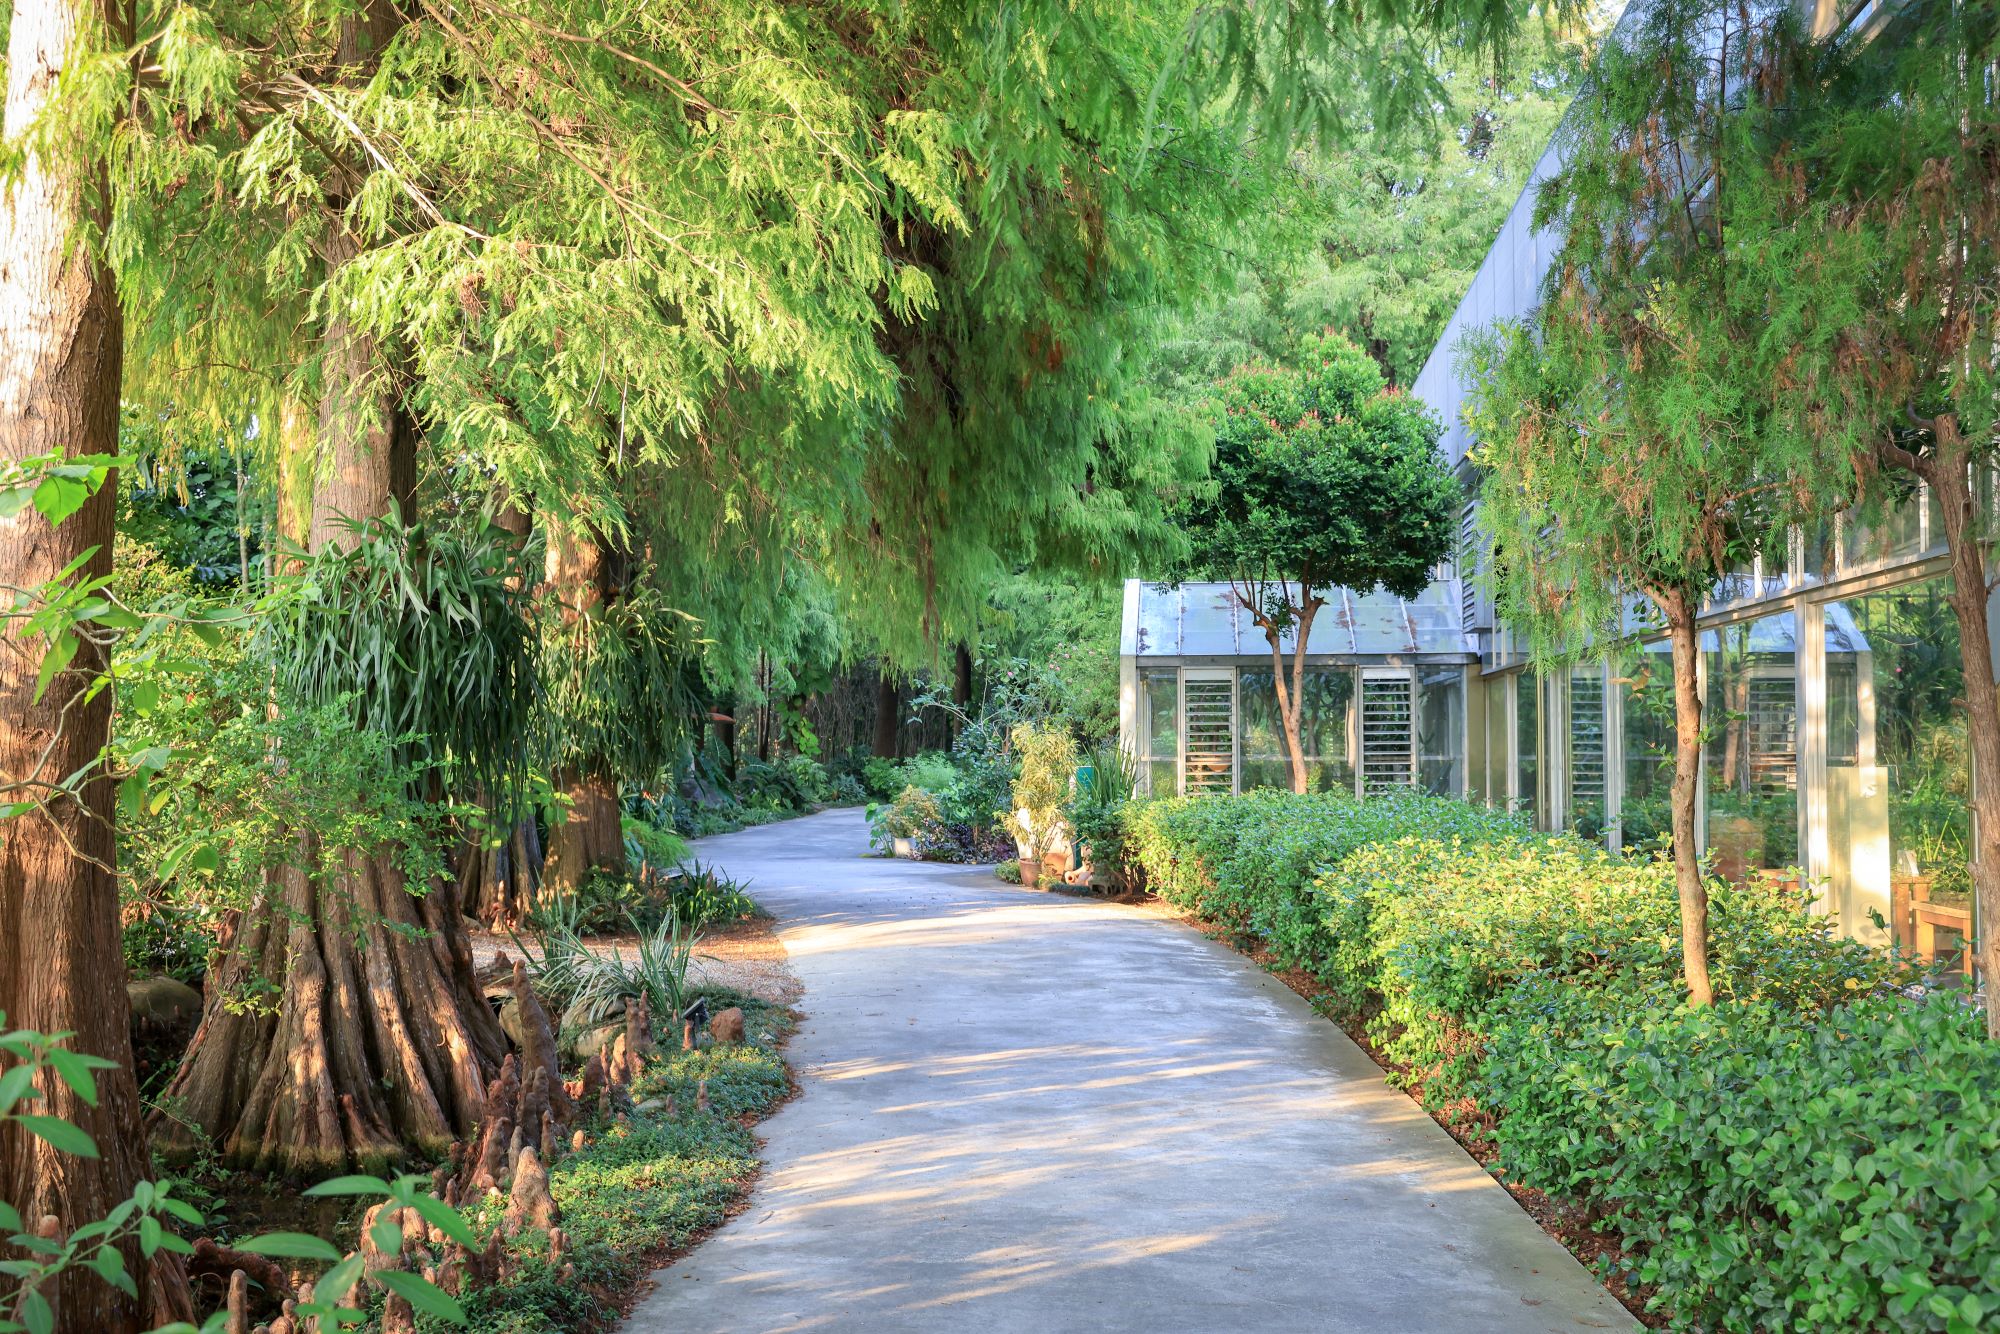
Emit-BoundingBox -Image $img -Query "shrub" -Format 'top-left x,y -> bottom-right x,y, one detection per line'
1481,989 -> 2000,1333
995,858 -> 1022,884
860,755 -> 901,800
1001,722 -> 1076,862
671,859 -> 759,928
1318,833 -> 1893,1100
1128,785 -> 1968,1333
1064,745 -> 1136,878
1127,789 -> 1526,972
869,785 -> 943,852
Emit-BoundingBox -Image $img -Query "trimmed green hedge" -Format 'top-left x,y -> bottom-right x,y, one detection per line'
1128,789 -> 1996,1332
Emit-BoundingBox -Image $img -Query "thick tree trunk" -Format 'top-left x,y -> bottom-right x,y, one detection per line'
1661,587 -> 1714,1006
162,112 -> 506,1167
541,514 -> 624,895
0,4 -> 190,1322
543,770 -> 624,896
160,846 -> 496,1172
455,804 -> 543,927
1918,435 -> 2000,1035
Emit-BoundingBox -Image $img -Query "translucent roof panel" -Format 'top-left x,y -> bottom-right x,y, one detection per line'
1123,579 -> 1475,660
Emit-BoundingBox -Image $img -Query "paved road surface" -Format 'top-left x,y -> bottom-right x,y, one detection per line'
627,809 -> 1635,1333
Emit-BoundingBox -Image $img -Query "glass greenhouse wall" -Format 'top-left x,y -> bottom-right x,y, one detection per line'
1117,579 -> 1477,801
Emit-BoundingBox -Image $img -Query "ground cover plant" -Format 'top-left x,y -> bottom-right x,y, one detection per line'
423,991 -> 793,1334
1128,788 -> 1989,1330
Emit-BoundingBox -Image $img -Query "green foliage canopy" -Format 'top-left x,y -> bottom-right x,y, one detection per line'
1173,331 -> 1454,611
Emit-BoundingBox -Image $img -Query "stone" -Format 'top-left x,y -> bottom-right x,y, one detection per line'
709,1006 -> 746,1044
126,975 -> 202,1030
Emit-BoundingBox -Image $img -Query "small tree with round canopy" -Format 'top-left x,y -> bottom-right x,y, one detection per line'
1171,332 -> 1455,794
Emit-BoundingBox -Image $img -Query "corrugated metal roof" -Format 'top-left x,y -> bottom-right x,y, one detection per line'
1123,579 -> 1476,660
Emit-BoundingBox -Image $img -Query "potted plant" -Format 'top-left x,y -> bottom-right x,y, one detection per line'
1000,722 -> 1076,889
1063,744 -> 1136,890
875,785 -> 941,859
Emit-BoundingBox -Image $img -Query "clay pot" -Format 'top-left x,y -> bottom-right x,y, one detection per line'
1018,857 -> 1041,887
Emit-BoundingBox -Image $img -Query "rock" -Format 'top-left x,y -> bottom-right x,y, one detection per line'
708,1006 -> 746,1044
126,975 -> 202,1030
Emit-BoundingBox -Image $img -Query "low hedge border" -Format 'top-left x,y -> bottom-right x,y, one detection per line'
1129,789 -> 1997,1333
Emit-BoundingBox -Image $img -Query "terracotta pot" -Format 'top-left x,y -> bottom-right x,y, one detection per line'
1018,857 -> 1041,887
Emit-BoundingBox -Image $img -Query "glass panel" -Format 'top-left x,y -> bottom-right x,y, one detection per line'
1238,668 -> 1284,763
1619,646 -> 1676,853
1825,578 -> 1975,980
1704,613 -> 1800,883
1840,491 -> 1925,569
1567,665 -> 1609,842
1485,674 -> 1510,808
1234,666 -> 1352,791
1419,666 -> 1463,796
1142,669 -> 1176,795
1515,672 -> 1539,821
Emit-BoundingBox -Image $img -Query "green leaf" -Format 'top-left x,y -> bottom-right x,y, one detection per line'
18,1114 -> 97,1158
303,1173 -> 392,1198
0,1064 -> 35,1115
404,1192 -> 477,1247
19,1287 -> 51,1334
31,475 -> 90,527
375,1270 -> 466,1325
236,1232 -> 342,1262
31,630 -> 77,706
43,1047 -> 99,1107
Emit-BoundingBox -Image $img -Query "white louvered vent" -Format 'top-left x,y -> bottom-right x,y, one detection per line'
1570,671 -> 1607,806
1360,674 -> 1416,792
1460,504 -> 1480,633
1181,676 -> 1236,795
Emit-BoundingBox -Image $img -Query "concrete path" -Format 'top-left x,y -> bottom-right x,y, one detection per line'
629,809 -> 1636,1334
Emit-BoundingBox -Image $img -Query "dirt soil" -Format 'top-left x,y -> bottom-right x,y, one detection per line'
468,914 -> 805,1007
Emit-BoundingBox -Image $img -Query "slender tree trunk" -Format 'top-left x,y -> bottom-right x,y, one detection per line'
1249,584 -> 1320,795
542,515 -> 625,895
1917,434 -> 2000,1035
1660,586 -> 1714,1006
873,668 -> 900,758
953,641 -> 973,739
0,3 -> 190,1320
161,112 -> 505,1167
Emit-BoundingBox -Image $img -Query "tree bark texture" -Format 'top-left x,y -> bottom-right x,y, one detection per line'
0,0 -> 191,1323
1914,435 -> 2000,1036
163,50 -> 506,1167
158,846 -> 498,1172
1661,587 -> 1715,1006
455,808 -> 543,928
872,670 -> 901,759
541,515 -> 625,894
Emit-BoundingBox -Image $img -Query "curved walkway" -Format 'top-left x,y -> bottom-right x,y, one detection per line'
630,809 -> 1635,1334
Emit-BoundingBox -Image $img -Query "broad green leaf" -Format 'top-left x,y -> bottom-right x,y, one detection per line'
375,1270 -> 466,1325
303,1173 -> 392,1198
236,1232 -> 342,1262
18,1114 -> 96,1158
